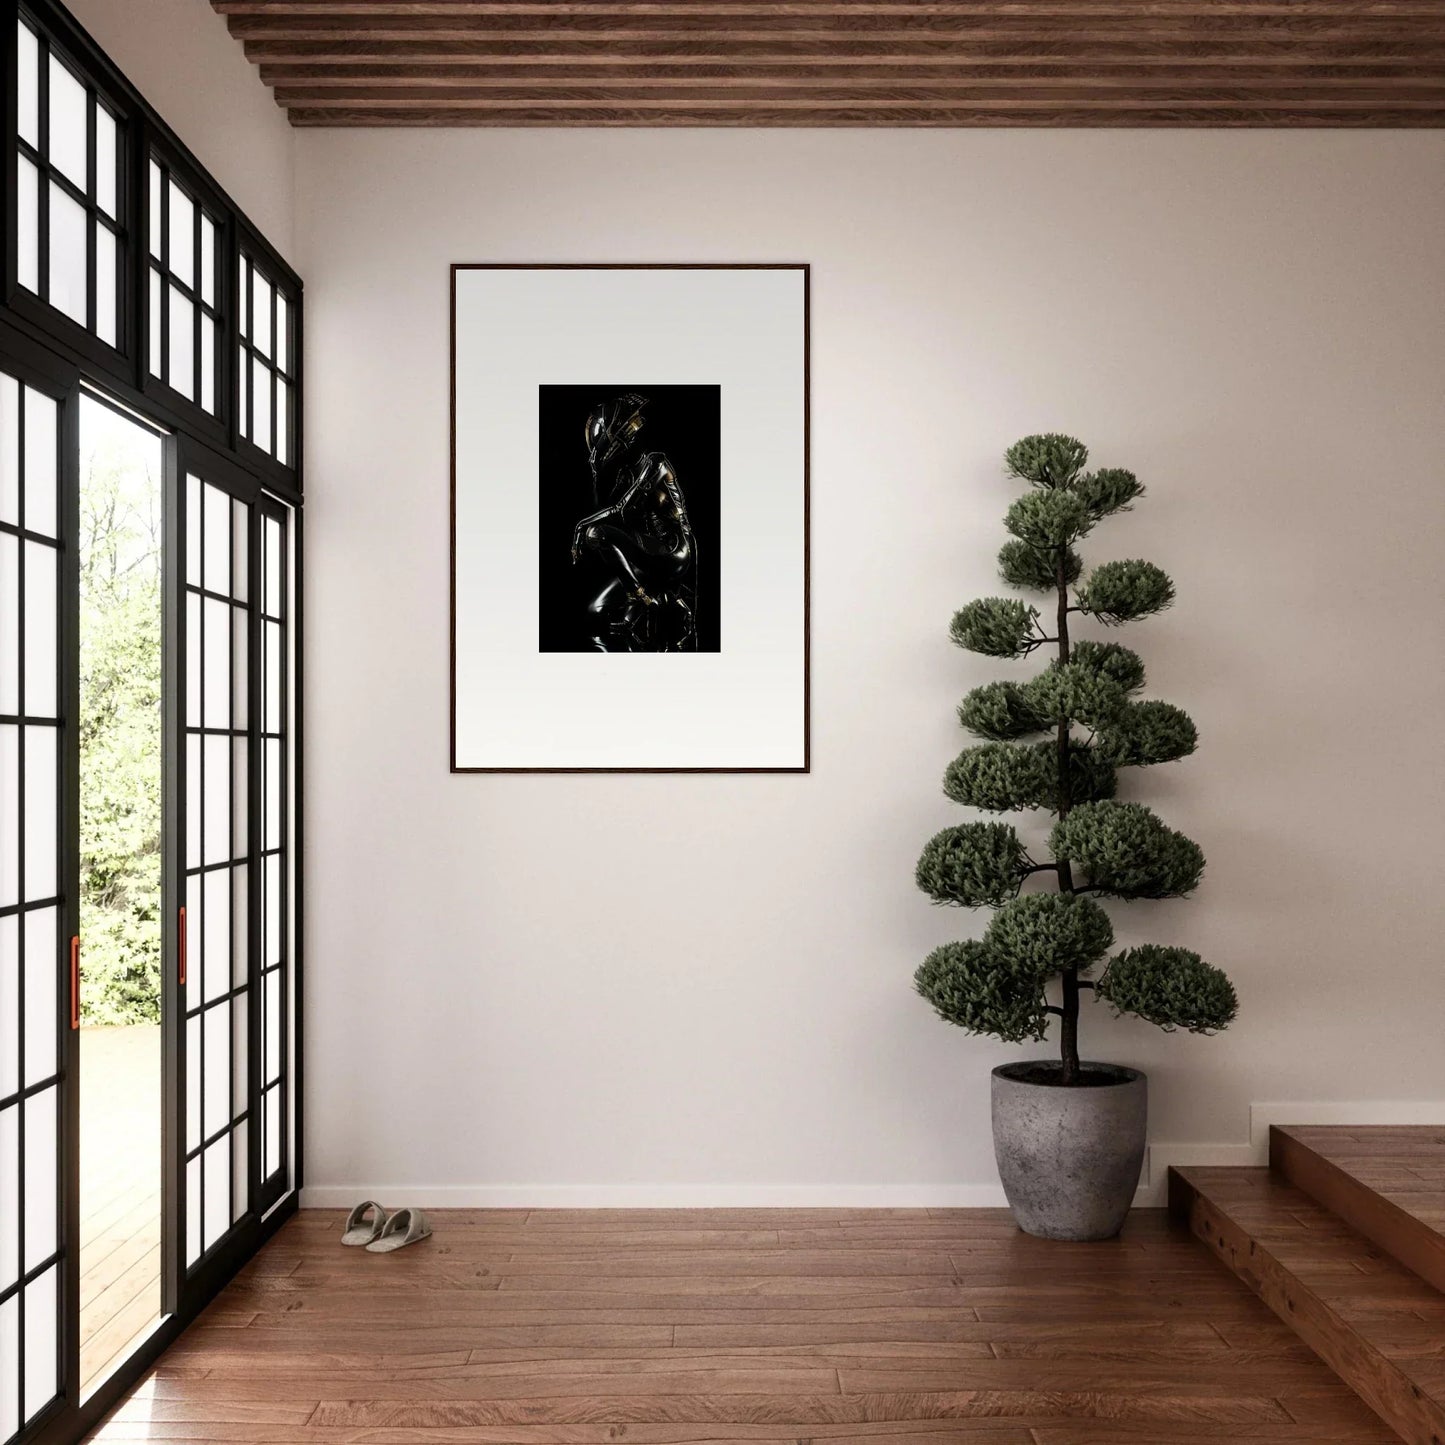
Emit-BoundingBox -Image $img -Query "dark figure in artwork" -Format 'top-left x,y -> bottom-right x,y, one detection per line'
570,393 -> 698,651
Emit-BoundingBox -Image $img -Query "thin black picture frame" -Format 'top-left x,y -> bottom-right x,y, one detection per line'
448,261 -> 811,775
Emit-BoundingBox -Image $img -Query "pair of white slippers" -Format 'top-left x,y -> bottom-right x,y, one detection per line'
341,1201 -> 432,1252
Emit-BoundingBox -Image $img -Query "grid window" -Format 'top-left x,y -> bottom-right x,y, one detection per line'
237,255 -> 294,467
0,372 -> 64,1439
14,16 -> 124,349
182,476 -> 253,1267
148,160 -> 222,416
258,509 -> 289,1191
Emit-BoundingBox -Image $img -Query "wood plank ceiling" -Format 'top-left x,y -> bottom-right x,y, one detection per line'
211,1 -> 1445,127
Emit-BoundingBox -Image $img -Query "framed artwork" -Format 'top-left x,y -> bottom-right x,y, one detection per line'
450,263 -> 810,772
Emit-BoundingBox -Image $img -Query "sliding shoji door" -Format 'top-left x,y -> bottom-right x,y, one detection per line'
167,441 -> 294,1310
170,447 -> 252,1302
0,355 -> 78,1443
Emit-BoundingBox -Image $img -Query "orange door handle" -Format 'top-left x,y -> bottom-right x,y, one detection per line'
178,906 -> 187,987
70,937 -> 80,1030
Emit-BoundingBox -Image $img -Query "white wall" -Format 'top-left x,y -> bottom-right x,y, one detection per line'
62,0 -> 295,262
294,129 -> 1445,1204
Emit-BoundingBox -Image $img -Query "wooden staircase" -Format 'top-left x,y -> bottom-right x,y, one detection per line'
1171,1126 -> 1445,1445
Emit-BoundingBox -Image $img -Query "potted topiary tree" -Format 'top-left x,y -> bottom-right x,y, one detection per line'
915,434 -> 1237,1242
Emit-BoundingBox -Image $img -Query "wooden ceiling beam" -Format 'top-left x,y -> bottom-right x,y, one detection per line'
241,39 -> 1445,60
213,1 -> 1445,12
224,15 -> 1445,39
283,103 -> 1445,123
257,61 -> 1445,83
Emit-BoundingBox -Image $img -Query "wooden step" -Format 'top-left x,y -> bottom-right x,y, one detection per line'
1170,1164 -> 1445,1445
1272,1125 -> 1445,1296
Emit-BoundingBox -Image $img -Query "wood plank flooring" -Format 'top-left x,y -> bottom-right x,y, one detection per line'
79,1025 -> 163,1396
85,1207 -> 1396,1443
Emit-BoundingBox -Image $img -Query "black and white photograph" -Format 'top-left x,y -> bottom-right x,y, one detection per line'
537,385 -> 721,654
451,263 -> 808,772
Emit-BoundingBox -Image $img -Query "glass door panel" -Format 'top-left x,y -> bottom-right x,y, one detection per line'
0,365 -> 73,1443
176,468 -> 254,1277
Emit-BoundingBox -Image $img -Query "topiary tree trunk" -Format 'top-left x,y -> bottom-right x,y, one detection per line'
915,435 -> 1237,1083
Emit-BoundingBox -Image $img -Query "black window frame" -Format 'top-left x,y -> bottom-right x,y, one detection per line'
0,2 -> 304,1442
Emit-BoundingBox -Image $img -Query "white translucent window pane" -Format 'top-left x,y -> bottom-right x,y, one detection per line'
231,862 -> 248,986
204,1138 -> 230,1249
200,313 -> 215,415
231,499 -> 249,604
23,726 -> 56,902
23,1087 -> 56,1269
203,733 -> 229,867
276,380 -> 290,467
204,870 -> 231,1006
231,1117 -> 248,1223
184,591 -> 200,728
204,1002 -> 230,1138
264,738 -> 281,853
253,271 -> 273,359
204,483 -> 230,596
0,375 -> 18,526
264,623 -> 281,735
185,732 -> 200,871
96,224 -> 118,348
22,1262 -> 57,1423
23,542 -> 57,718
264,519 -> 281,618
0,534 -> 16,715
149,160 -> 163,259
238,257 -> 250,339
232,611 -> 249,732
204,595 -> 230,731
148,269 -> 163,379
264,970 -> 280,1086
17,22 -> 38,148
185,1011 -> 200,1154
47,56 -> 88,191
168,182 -> 194,288
276,297 -> 289,374
200,216 -> 216,307
237,344 -> 249,441
0,920 -> 16,1098
265,853 -> 280,969
96,106 -> 117,218
185,873 -> 201,1017
23,906 -> 57,1087
186,1154 -> 201,1265
23,388 -> 58,540
169,287 -> 195,401
17,160 -> 39,295
232,741 -> 248,859
0,726 -> 16,908
0,1293 -> 14,1441
0,1106 -> 16,1288
252,358 -> 272,455
264,1085 -> 280,1178
186,473 -> 202,587
48,183 -> 88,327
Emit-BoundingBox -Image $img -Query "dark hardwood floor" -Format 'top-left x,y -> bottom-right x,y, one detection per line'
84,1206 -> 1395,1442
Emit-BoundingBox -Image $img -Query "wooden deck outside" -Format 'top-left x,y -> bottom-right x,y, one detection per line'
84,1205 -> 1393,1442
79,1024 -> 162,1396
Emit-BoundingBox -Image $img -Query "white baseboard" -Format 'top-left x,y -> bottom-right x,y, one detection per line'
300,1183 -> 1012,1209
300,1100 -> 1445,1212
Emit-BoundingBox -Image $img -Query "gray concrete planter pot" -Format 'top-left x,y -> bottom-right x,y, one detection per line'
991,1061 -> 1147,1241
